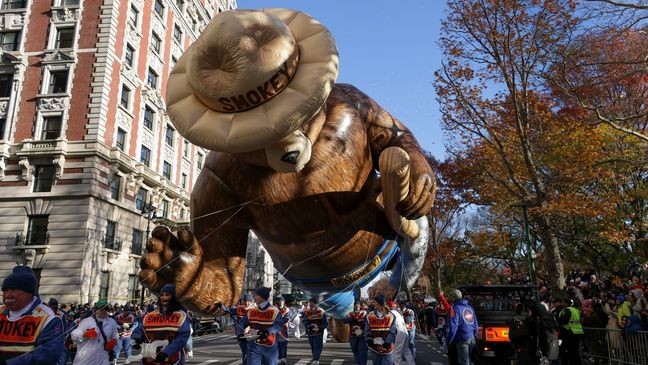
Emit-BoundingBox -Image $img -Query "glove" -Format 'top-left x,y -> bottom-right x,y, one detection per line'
155,352 -> 168,362
257,329 -> 269,340
83,328 -> 97,339
237,335 -> 245,343
367,338 -> 374,346
105,338 -> 117,351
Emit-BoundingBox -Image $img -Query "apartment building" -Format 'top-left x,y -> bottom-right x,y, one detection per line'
0,0 -> 237,305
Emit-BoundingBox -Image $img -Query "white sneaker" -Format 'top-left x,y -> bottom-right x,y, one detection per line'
312,361 -> 319,365
188,351 -> 193,358
124,360 -> 131,365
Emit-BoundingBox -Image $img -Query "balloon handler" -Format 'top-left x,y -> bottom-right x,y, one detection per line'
138,8 -> 436,342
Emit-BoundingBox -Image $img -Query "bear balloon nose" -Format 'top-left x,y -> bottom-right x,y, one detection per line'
281,151 -> 300,164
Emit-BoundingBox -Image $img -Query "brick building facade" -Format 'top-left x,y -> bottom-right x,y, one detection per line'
0,0 -> 237,305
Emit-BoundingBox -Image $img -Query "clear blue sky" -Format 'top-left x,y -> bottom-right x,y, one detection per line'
241,1 -> 447,159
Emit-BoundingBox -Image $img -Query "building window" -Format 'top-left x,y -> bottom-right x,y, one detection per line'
55,27 -> 75,49
110,175 -> 120,200
127,274 -> 138,302
132,229 -> 143,255
41,116 -> 62,140
60,0 -> 80,6
169,56 -> 177,72
175,0 -> 184,11
162,161 -> 171,179
120,84 -> 130,109
165,124 -> 174,146
47,69 -> 69,94
104,220 -> 116,247
181,172 -> 187,189
143,106 -> 155,130
183,139 -> 189,158
115,128 -> 126,151
146,68 -> 158,88
128,5 -> 139,29
33,165 -> 56,192
173,24 -> 183,44
196,152 -> 203,169
0,31 -> 20,51
26,215 -> 49,245
124,44 -> 135,67
135,188 -> 147,211
1,0 -> 26,9
0,118 -> 5,140
153,0 -> 165,18
180,208 -> 185,220
150,32 -> 161,54
140,145 -> 151,166
0,74 -> 13,97
161,200 -> 169,218
99,271 -> 110,301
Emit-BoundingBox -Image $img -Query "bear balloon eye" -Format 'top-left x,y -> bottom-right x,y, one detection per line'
281,151 -> 300,164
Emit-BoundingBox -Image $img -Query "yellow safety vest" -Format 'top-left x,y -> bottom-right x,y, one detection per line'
561,306 -> 584,335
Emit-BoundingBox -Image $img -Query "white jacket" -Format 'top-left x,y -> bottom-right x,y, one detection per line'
71,315 -> 119,365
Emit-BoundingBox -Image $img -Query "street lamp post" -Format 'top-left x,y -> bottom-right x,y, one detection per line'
140,202 -> 156,305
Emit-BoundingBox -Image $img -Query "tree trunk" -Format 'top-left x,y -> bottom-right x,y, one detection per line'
534,214 -> 566,290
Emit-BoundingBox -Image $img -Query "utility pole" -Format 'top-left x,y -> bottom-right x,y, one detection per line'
140,201 -> 156,305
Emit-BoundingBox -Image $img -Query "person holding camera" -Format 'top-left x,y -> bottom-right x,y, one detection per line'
70,299 -> 119,365
132,284 -> 191,364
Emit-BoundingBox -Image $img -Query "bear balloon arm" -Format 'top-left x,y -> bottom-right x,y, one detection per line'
138,226 -> 248,314
334,84 -> 436,219
183,157 -> 253,312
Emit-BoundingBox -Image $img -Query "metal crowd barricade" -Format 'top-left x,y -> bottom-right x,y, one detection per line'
582,327 -> 648,365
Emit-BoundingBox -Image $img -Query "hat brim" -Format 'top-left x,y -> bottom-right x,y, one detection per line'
166,8 -> 339,153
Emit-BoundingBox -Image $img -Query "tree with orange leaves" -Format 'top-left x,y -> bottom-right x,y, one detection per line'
433,0 -> 627,289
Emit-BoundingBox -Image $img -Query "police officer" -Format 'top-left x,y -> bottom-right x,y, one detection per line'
345,302 -> 368,365
236,287 -> 283,365
555,295 -> 583,365
302,297 -> 328,365
365,294 -> 397,365
132,284 -> 191,364
0,265 -> 65,365
114,304 -> 136,364
445,289 -> 478,365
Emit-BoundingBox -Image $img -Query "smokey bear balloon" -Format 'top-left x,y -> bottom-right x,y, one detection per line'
139,8 -> 436,330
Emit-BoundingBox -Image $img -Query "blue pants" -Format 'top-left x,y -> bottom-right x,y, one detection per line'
349,336 -> 368,365
455,337 -> 476,365
238,339 -> 248,362
277,340 -> 287,360
308,334 -> 324,361
245,342 -> 278,365
114,336 -> 132,360
371,351 -> 393,365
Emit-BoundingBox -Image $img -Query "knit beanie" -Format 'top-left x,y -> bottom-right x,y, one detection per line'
2,266 -> 37,295
256,287 -> 271,301
160,284 -> 177,299
374,294 -> 386,307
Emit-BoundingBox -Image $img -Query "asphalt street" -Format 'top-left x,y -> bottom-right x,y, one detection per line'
115,329 -> 450,364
